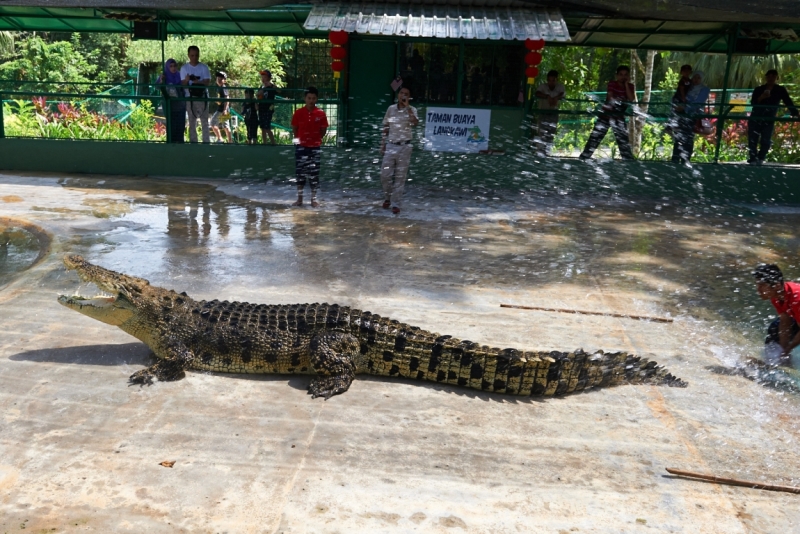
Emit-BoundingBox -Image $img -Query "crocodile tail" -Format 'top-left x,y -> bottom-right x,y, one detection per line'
413,347 -> 687,396
349,311 -> 685,396
359,329 -> 686,396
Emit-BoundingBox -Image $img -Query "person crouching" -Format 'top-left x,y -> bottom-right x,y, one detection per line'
754,263 -> 800,364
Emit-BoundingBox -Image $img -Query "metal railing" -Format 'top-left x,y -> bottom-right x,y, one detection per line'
0,83 -> 341,146
527,97 -> 800,164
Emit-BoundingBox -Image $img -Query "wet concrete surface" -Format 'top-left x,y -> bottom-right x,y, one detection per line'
0,171 -> 799,532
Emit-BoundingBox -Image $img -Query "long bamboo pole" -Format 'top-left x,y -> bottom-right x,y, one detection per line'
499,304 -> 673,323
666,468 -> 800,494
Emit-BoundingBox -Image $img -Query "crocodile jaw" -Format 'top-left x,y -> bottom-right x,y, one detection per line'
58,294 -> 136,326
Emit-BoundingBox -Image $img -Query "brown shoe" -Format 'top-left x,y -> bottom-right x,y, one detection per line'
392,206 -> 400,214
382,200 -> 391,209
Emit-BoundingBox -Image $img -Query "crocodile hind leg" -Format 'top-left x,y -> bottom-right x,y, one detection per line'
308,332 -> 360,399
129,337 -> 194,386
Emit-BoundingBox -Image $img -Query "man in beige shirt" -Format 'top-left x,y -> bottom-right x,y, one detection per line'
380,86 -> 419,215
533,70 -> 565,156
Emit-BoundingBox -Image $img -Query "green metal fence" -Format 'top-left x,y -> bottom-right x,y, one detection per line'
527,96 -> 800,164
0,84 -> 341,145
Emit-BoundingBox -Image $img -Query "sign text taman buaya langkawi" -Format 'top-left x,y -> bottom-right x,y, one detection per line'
423,107 -> 490,153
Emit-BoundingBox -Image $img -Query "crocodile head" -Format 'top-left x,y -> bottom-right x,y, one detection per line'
58,254 -> 150,326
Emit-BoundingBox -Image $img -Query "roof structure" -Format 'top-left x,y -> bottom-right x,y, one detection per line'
303,3 -> 571,41
0,1 -> 799,52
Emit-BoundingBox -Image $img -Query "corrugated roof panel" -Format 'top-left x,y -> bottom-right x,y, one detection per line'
304,2 -> 571,41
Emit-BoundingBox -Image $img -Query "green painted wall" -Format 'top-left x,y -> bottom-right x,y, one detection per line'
0,138 -> 798,205
347,39 -> 398,147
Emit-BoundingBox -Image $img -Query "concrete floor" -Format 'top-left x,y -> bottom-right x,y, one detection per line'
1,172 -> 799,533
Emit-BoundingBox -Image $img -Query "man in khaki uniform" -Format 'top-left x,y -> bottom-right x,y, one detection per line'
380,86 -> 419,215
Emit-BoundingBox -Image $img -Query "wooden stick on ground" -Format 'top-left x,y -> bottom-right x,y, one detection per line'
500,304 -> 674,323
665,468 -> 800,494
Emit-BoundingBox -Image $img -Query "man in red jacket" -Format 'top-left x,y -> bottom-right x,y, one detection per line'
291,87 -> 328,207
754,263 -> 800,364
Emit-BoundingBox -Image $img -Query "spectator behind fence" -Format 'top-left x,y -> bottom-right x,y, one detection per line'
671,71 -> 710,165
748,69 -> 799,165
210,71 -> 231,144
291,87 -> 328,207
674,64 -> 693,104
180,45 -> 211,144
665,64 -> 692,135
242,88 -> 260,145
158,58 -> 185,144
380,86 -> 419,215
579,65 -> 635,160
257,69 -> 278,145
533,70 -> 565,157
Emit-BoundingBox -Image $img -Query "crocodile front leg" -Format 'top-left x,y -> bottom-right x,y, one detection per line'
129,337 -> 194,386
308,332 -> 360,399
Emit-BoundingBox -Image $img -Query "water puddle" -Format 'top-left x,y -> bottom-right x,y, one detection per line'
0,217 -> 50,287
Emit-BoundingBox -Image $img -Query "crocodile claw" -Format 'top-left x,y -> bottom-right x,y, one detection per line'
308,375 -> 353,400
128,369 -> 155,386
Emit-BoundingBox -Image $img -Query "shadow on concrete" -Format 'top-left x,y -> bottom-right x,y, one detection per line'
9,342 -> 153,366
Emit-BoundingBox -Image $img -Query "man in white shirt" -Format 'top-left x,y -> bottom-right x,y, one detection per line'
533,70 -> 565,156
380,86 -> 419,215
180,45 -> 212,143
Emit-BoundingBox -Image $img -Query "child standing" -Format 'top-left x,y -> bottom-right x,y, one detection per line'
257,69 -> 278,145
210,71 -> 231,144
290,87 -> 328,207
242,88 -> 259,145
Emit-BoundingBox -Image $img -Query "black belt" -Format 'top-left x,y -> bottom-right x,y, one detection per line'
387,140 -> 412,145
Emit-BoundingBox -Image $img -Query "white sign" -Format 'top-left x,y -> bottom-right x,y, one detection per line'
423,107 -> 491,153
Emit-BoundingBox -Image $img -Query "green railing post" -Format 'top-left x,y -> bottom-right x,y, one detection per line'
164,90 -> 172,144
714,24 -> 738,163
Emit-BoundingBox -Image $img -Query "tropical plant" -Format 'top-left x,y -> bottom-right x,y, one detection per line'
3,96 -> 164,141
663,52 -> 800,89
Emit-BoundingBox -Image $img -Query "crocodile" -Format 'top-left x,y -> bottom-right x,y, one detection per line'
57,255 -> 687,399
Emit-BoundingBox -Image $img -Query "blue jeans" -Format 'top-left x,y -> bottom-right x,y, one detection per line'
766,317 -> 800,345
671,117 -> 695,163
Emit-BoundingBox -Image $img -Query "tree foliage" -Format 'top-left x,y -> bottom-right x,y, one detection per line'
126,35 -> 291,88
0,36 -> 96,90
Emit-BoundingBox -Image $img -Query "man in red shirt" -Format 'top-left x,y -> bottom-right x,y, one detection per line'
290,87 -> 328,207
579,65 -> 635,160
754,264 -> 800,363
